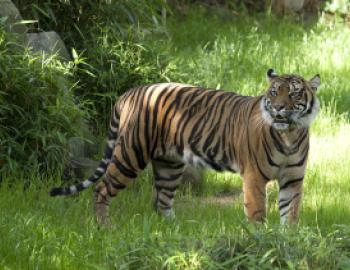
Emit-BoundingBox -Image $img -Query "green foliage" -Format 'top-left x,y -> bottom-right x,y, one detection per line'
14,0 -> 167,42
325,0 -> 350,15
1,1 -> 169,175
0,28 -> 86,175
15,0 -> 169,127
72,33 -> 168,127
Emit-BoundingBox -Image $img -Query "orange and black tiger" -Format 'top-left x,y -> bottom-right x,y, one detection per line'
50,69 -> 321,225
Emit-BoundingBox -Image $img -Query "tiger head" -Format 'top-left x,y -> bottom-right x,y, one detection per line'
262,69 -> 321,131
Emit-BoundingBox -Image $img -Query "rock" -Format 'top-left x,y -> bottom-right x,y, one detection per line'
0,0 -> 27,34
63,137 -> 100,181
284,0 -> 305,12
26,31 -> 71,60
182,165 -> 203,186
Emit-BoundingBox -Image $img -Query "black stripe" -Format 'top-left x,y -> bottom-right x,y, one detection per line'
280,177 -> 303,190
99,160 -> 109,170
270,127 -> 288,155
153,159 -> 184,170
161,88 -> 187,146
287,129 -> 308,154
134,87 -> 148,168
158,197 -> 171,206
204,159 -> 224,171
263,143 -> 279,167
106,171 -> 119,183
157,204 -> 171,210
173,88 -> 197,149
162,192 -> 175,199
202,127 -> 217,153
110,111 -> 119,129
262,133 -> 272,156
279,193 -> 300,211
286,147 -> 309,168
294,129 -> 308,150
103,179 -> 115,197
144,88 -> 154,154
253,154 -> 270,181
154,172 -> 183,181
108,129 -> 118,140
280,207 -> 291,217
132,142 -> 146,170
94,191 -> 110,203
306,95 -> 314,114
175,91 -> 205,152
110,180 -> 126,190
111,157 -> 137,178
151,87 -> 168,140
76,183 -> 85,191
155,184 -> 177,192
119,137 -> 137,172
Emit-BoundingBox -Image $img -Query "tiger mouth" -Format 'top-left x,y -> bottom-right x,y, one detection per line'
273,115 -> 290,124
272,116 -> 292,130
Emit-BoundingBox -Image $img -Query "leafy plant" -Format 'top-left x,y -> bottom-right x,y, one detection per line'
14,0 -> 170,128
0,28 -> 86,175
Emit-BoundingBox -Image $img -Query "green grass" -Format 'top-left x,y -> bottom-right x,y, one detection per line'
2,10 -> 350,270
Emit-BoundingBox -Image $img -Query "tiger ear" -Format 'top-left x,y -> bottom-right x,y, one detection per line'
309,74 -> 320,92
267,68 -> 278,82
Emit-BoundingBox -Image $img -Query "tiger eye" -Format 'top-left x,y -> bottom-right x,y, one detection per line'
270,89 -> 277,96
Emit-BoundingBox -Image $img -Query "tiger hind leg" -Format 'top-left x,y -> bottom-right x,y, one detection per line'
94,140 -> 148,226
152,157 -> 185,218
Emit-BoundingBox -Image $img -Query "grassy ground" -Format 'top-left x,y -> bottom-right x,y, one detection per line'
1,11 -> 350,269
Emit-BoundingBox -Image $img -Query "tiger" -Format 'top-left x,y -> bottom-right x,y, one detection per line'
50,69 -> 321,225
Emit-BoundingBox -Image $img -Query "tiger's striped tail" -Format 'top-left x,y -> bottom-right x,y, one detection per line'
50,106 -> 120,197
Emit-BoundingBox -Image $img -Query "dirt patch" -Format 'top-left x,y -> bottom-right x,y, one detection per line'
178,189 -> 242,206
201,190 -> 242,206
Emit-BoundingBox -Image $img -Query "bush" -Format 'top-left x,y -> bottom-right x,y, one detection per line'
14,0 -> 170,128
72,29 -> 169,128
0,1 -> 171,177
325,0 -> 350,15
0,28 -> 86,175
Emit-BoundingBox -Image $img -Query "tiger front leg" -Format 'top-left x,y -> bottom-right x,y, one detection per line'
152,158 -> 185,218
242,174 -> 267,223
278,177 -> 304,224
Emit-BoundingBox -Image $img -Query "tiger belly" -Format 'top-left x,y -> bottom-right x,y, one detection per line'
182,149 -> 240,173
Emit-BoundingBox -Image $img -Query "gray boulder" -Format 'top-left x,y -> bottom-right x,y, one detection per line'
63,137 -> 100,180
182,165 -> 203,186
284,0 -> 305,11
0,0 -> 27,34
26,31 -> 71,60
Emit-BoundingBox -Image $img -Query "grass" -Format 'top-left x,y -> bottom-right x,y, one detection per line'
2,9 -> 350,270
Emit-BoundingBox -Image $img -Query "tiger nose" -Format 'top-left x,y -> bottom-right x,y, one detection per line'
275,104 -> 285,111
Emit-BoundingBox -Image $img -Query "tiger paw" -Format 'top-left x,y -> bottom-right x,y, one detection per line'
158,208 -> 175,219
